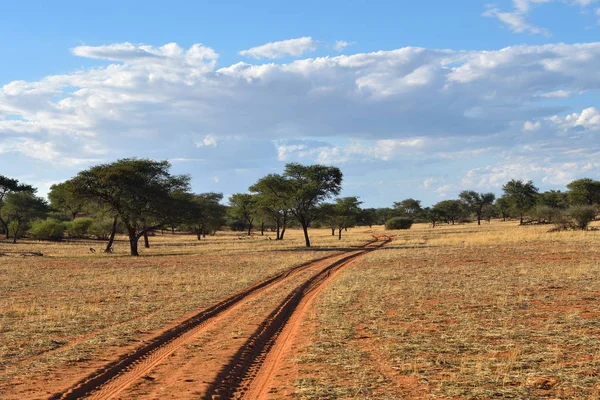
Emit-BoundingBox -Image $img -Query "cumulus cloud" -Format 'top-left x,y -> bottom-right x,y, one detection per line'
239,37 -> 318,59
1,40 -> 600,204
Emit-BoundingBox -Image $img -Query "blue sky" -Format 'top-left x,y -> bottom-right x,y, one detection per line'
1,0 -> 599,207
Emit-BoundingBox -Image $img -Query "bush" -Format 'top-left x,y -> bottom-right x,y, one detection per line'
552,205 -> 596,231
29,219 -> 65,241
66,217 -> 94,238
88,218 -> 116,240
385,217 -> 413,230
568,205 -> 596,230
532,205 -> 559,223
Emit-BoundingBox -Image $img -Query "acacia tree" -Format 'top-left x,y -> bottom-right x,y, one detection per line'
333,197 -> 362,240
249,174 -> 291,240
566,178 -> 600,206
283,163 -> 343,247
1,191 -> 48,243
228,193 -> 258,236
71,158 -> 190,256
180,192 -> 226,239
0,175 -> 34,239
433,200 -> 463,225
495,197 -> 511,221
502,179 -> 539,225
48,181 -> 87,220
459,190 -> 496,225
393,198 -> 423,220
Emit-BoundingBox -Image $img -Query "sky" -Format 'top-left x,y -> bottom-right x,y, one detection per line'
1,0 -> 599,207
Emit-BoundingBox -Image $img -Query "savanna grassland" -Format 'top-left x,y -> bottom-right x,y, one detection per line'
0,228 -> 373,398
2,222 -> 600,399
295,221 -> 600,399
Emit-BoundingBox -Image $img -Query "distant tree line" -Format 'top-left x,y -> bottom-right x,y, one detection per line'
2,159 -> 600,256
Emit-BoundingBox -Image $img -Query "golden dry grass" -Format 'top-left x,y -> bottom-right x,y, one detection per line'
295,220 -> 600,399
0,227 -> 374,396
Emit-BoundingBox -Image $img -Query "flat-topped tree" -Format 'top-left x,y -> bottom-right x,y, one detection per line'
71,158 -> 190,256
459,191 -> 496,225
249,174 -> 291,240
283,163 -> 343,247
48,180 -> 87,220
0,175 -> 35,239
502,179 -> 538,225
228,193 -> 258,236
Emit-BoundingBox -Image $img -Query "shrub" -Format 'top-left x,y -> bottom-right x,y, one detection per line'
385,217 -> 413,230
66,217 -> 94,238
88,218 -> 116,240
552,205 -> 597,231
568,205 -> 596,230
532,205 -> 559,223
29,219 -> 65,241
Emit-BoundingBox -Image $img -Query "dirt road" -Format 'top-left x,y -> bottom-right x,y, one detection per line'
51,236 -> 391,400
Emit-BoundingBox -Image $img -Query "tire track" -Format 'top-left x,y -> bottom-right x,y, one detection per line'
49,238 -> 379,400
203,236 -> 391,400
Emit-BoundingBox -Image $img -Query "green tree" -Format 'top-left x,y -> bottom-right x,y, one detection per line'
228,193 -> 258,236
283,163 -> 343,247
181,192 -> 226,239
537,190 -> 569,209
433,200 -> 463,225
392,198 -> 423,220
458,190 -> 496,225
48,181 -> 87,220
502,179 -> 539,224
1,191 -> 48,243
249,174 -> 292,240
71,158 -> 190,256
333,197 -> 362,240
0,175 -> 34,239
495,197 -> 511,222
566,178 -> 600,206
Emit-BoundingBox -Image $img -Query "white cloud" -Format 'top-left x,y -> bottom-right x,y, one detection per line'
483,8 -> 550,35
551,107 -> 600,131
239,37 -> 319,59
2,41 -> 600,205
523,120 -> 542,131
333,40 -> 354,52
484,0 -> 596,35
195,134 -> 218,147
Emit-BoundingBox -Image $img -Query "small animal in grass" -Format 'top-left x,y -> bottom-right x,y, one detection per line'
89,247 -> 96,254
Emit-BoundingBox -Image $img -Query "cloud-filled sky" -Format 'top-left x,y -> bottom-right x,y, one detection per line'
1,0 -> 600,207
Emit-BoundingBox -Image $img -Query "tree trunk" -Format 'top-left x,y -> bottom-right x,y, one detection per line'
0,217 -> 8,240
338,227 -> 342,240
276,220 -> 281,240
144,231 -> 150,248
197,229 -> 201,240
105,216 -> 118,253
261,222 -> 264,236
301,223 -> 311,247
477,215 -> 481,225
280,225 -> 287,240
127,227 -> 139,256
520,214 -> 524,225
331,227 -> 335,236
171,225 -> 175,234
12,225 -> 19,244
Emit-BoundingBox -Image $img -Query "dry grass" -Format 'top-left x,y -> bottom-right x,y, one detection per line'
295,220 -> 600,399
0,227 -> 373,395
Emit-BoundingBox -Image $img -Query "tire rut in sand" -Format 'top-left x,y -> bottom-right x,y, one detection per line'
50,239 -> 378,400
203,237 -> 391,400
